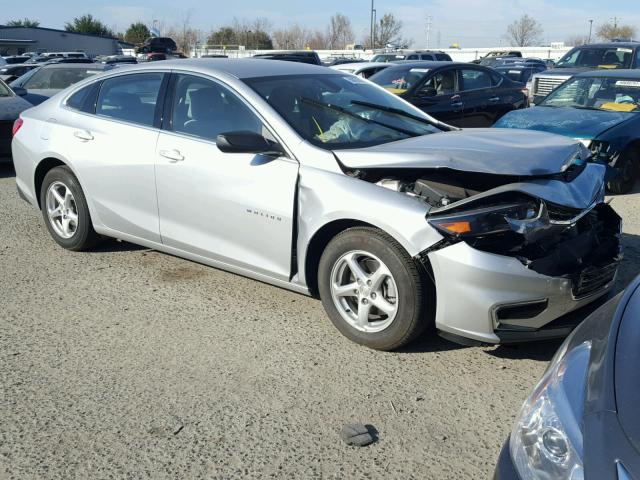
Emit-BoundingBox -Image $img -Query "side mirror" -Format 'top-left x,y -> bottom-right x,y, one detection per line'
12,86 -> 27,96
216,131 -> 286,157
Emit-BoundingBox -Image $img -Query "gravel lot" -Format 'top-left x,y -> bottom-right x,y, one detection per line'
1,162 -> 638,479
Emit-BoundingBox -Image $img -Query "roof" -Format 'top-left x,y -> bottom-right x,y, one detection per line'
0,25 -> 119,41
574,69 -> 640,79
120,58 -> 334,78
332,62 -> 389,70
39,62 -> 110,71
382,61 -> 465,69
574,42 -> 640,49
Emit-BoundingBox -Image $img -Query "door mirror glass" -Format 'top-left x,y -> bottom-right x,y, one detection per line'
217,131 -> 285,156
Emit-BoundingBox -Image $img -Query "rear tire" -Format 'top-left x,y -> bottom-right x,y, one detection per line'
40,166 -> 101,251
607,149 -> 639,194
318,227 -> 430,351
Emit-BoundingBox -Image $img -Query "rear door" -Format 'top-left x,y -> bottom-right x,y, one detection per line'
410,68 -> 464,126
154,73 -> 299,280
457,67 -> 497,127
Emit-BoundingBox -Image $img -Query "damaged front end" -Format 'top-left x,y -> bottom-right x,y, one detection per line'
426,194 -> 622,299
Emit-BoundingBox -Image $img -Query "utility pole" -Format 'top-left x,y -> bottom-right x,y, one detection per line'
588,19 -> 593,43
611,17 -> 618,29
370,0 -> 375,49
425,15 -> 433,49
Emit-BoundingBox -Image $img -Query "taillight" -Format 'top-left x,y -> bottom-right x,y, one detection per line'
12,118 -> 23,137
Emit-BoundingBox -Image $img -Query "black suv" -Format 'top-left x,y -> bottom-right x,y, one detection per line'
371,50 -> 452,62
530,41 -> 640,103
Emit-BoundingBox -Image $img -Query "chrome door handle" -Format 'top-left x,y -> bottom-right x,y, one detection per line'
73,130 -> 93,141
159,149 -> 185,163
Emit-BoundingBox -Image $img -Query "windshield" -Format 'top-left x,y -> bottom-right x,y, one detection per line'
371,54 -> 406,62
244,74 -> 440,149
556,46 -> 634,69
368,66 -> 430,93
0,80 -> 11,97
23,67 -> 103,90
541,76 -> 640,112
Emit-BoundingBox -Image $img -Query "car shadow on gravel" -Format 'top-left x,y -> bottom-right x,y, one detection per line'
0,164 -> 15,178
89,239 -> 149,253
486,339 -> 564,362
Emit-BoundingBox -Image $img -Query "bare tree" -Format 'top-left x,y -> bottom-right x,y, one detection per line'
597,22 -> 636,41
376,13 -> 403,48
308,30 -> 329,50
504,14 -> 543,47
273,24 -> 312,50
327,13 -> 354,49
565,35 -> 590,46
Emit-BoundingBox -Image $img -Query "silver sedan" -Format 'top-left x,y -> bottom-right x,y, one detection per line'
12,59 -> 621,350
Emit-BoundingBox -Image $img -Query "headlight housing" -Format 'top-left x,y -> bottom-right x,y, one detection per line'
510,340 -> 591,480
428,201 -> 539,237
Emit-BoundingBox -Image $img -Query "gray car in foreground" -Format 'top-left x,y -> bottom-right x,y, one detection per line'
12,59 -> 622,350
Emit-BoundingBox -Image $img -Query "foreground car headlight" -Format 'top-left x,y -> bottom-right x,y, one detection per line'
510,340 -> 591,480
428,201 -> 539,237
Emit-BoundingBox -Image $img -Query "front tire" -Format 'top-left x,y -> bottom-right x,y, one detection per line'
40,166 -> 101,251
318,227 -> 429,351
607,149 -> 639,194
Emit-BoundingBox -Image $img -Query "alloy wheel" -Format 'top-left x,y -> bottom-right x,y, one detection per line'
45,181 -> 78,239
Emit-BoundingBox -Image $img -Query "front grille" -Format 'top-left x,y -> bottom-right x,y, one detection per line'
572,261 -> 619,299
534,76 -> 568,97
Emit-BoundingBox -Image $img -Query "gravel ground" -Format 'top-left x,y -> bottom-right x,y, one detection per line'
1,163 -> 638,480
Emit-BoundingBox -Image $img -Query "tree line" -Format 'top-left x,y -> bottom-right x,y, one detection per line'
4,14 -> 639,52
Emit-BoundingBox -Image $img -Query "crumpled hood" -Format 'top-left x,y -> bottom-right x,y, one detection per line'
333,128 -> 588,176
494,106 -> 635,140
0,95 -> 32,120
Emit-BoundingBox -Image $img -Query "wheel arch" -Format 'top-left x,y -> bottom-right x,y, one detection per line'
34,157 -> 67,208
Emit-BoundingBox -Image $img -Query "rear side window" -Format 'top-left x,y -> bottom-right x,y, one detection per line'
420,54 -> 434,60
96,73 -> 163,127
435,53 -> 451,61
460,69 -> 492,90
66,82 -> 99,113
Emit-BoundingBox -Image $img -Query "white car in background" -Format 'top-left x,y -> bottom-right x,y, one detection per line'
330,61 -> 391,79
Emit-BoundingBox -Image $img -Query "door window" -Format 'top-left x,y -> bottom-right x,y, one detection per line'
170,74 -> 263,142
96,73 -> 164,127
420,54 -> 435,60
419,70 -> 458,96
460,69 -> 492,91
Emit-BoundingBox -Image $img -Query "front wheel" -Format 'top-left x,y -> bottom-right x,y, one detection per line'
318,227 -> 430,351
607,149 -> 639,194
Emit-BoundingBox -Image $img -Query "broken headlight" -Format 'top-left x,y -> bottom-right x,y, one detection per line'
428,201 -> 539,237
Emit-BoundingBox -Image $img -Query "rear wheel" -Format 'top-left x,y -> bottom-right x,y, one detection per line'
607,148 -> 639,194
40,166 -> 101,251
318,227 -> 429,351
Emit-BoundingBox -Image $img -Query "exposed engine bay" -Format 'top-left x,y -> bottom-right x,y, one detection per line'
370,167 -> 622,297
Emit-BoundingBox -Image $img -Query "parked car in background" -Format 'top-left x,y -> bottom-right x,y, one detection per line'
97,55 -> 138,66
322,57 -> 364,67
330,61 -> 391,79
253,51 -> 322,65
369,61 -> 527,127
12,59 -> 620,350
494,62 -> 547,84
471,50 -> 522,64
0,63 -> 39,83
0,78 -> 32,162
10,63 -> 110,106
495,274 -> 640,480
530,42 -> 640,103
44,58 -> 95,64
147,53 -> 167,62
495,70 -> 640,193
371,50 -> 452,62
200,54 -> 228,58
26,52 -> 89,64
0,57 -> 5,67
3,56 -> 29,65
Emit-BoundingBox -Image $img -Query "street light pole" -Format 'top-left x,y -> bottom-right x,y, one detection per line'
588,19 -> 593,43
370,0 -> 375,49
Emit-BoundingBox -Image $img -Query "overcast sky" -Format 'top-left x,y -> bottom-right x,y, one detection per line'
5,0 -> 640,47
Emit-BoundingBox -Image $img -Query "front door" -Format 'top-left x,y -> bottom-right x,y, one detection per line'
154,73 -> 299,280
410,68 -> 464,126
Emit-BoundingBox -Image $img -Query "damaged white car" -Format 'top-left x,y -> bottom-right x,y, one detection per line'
12,60 -> 622,350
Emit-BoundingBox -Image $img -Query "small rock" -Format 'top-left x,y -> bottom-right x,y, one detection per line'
341,423 -> 376,447
415,396 -> 424,402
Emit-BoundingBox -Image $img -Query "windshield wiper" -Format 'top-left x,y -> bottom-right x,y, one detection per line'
300,97 -> 420,137
350,100 -> 458,131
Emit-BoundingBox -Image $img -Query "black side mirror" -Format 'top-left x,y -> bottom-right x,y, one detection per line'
12,86 -> 27,96
216,131 -> 285,157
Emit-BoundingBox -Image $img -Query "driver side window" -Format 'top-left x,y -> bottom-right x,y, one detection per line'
170,74 -> 264,142
419,70 -> 458,97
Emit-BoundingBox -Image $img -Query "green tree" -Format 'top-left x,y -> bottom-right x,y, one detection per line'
64,14 -> 114,37
124,22 -> 151,44
207,27 -> 238,46
5,18 -> 40,27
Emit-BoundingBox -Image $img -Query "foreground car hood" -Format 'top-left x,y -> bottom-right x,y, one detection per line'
494,106 -> 635,140
334,129 -> 587,176
0,95 -> 32,120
